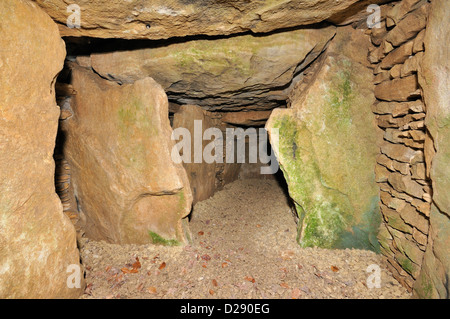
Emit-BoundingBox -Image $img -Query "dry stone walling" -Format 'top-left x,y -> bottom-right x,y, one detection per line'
368,0 -> 449,298
171,105 -> 243,205
369,0 -> 431,293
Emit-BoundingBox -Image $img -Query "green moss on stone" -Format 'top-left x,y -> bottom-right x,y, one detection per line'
118,97 -> 155,136
273,115 -> 351,249
173,42 -> 251,77
328,66 -> 353,128
335,195 -> 381,252
400,256 -> 414,275
269,55 -> 380,251
117,97 -> 157,171
300,200 -> 347,249
148,231 -> 181,246
415,273 -> 434,299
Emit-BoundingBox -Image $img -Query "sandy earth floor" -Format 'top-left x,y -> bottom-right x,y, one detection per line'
79,179 -> 411,299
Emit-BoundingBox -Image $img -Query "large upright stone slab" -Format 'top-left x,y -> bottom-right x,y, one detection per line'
62,65 -> 193,245
266,28 -> 380,250
0,0 -> 83,298
414,0 -> 450,299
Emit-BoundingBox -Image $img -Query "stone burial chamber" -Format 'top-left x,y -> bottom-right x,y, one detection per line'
0,0 -> 448,299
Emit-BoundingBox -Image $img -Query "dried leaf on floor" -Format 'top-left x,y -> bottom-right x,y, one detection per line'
280,282 -> 289,288
244,276 -> 255,283
331,265 -> 339,272
121,267 -> 131,274
132,257 -> 141,269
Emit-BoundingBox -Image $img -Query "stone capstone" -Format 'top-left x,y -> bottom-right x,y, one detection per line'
35,0 -> 356,40
88,26 -> 336,111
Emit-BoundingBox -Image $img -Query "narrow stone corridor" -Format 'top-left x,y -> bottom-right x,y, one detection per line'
79,179 -> 410,299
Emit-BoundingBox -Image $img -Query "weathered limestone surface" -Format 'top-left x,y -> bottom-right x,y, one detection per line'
0,0 -> 83,298
34,0 -> 356,40
414,0 -> 450,299
266,27 -> 380,250
62,65 -> 193,245
172,105 -> 218,204
89,26 -> 336,111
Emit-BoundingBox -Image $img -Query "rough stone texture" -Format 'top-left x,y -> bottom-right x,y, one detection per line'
238,129 -> 278,181
368,0 -> 432,293
380,40 -> 414,70
62,65 -> 193,245
326,25 -> 373,68
374,75 -> 419,102
0,0 -> 83,298
35,0 -> 355,40
220,111 -> 272,127
172,105 -> 219,204
217,157 -> 242,191
89,26 -> 336,111
385,3 -> 429,47
327,0 -> 392,27
266,30 -> 380,251
385,0 -> 427,27
414,0 -> 450,299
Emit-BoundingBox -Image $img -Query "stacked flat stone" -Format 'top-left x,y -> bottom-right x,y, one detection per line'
54,155 -> 82,231
55,84 -> 84,237
369,0 -> 431,292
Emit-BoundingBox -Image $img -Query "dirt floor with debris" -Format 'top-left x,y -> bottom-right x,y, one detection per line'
79,179 -> 411,299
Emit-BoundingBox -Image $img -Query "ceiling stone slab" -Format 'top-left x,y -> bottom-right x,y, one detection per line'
34,0 -> 358,39
87,26 -> 336,111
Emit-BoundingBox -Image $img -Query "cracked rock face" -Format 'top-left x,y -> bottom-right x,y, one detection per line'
34,0 -> 357,39
87,26 -> 336,111
61,65 -> 193,245
266,27 -> 380,251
